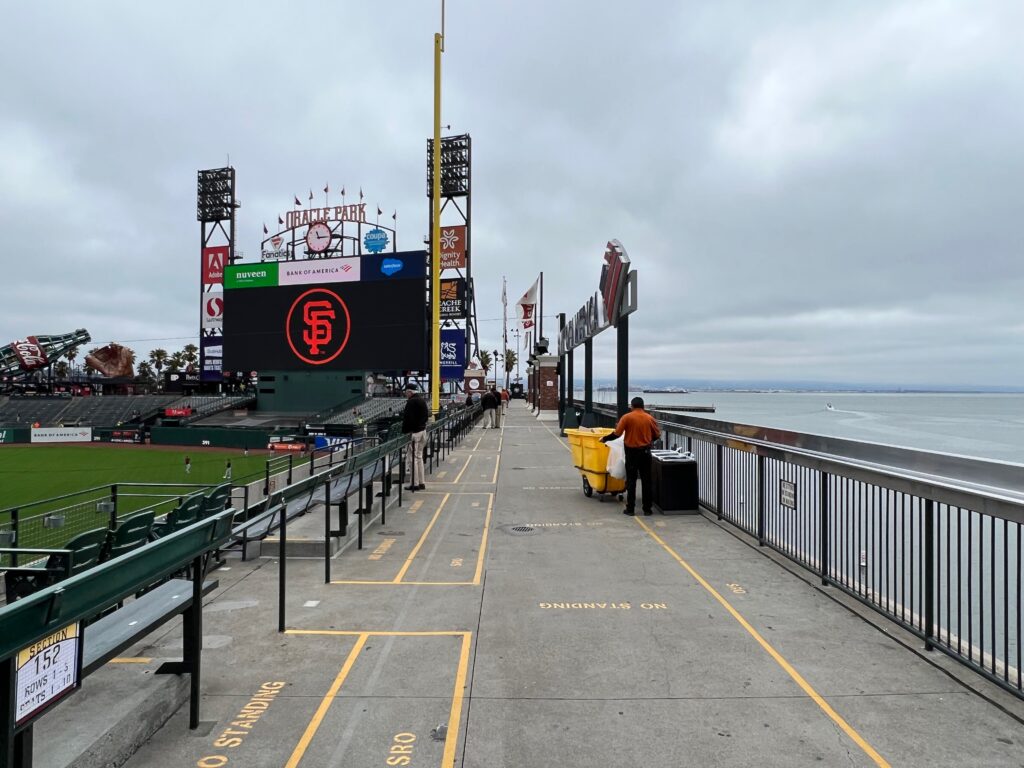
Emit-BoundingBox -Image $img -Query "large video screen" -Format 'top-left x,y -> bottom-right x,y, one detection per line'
223,279 -> 426,371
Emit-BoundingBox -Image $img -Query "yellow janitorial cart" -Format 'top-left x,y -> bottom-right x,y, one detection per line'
564,427 -> 626,501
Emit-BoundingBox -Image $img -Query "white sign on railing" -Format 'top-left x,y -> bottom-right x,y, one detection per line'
16,622 -> 81,726
780,480 -> 797,510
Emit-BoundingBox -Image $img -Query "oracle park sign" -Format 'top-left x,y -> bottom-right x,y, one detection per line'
222,251 -> 428,373
558,240 -> 638,354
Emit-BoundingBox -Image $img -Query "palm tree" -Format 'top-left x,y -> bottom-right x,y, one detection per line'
182,343 -> 199,367
477,349 -> 492,380
65,346 -> 79,375
167,351 -> 186,372
137,361 -> 154,381
54,360 -> 69,379
148,348 -> 167,385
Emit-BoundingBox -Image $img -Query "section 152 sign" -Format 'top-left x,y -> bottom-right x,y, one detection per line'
440,328 -> 466,380
439,278 -> 467,319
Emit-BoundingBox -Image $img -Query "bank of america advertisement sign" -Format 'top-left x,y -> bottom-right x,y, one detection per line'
31,427 -> 92,444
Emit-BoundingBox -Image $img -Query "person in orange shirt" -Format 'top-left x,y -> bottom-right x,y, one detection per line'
602,397 -> 660,516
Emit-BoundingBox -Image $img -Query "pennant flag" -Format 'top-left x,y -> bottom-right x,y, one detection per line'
278,215 -> 284,226
392,210 -> 397,221
516,276 -> 541,330
359,187 -> 364,201
323,183 -> 329,195
340,186 -> 345,197
263,223 -> 268,235
308,189 -> 314,201
377,206 -> 382,217
294,195 -> 302,207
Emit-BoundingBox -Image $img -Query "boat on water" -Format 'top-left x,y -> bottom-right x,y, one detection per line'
826,402 -> 835,410
642,388 -> 688,394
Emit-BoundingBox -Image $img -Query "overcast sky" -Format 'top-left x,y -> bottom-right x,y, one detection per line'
2,1 -> 1022,388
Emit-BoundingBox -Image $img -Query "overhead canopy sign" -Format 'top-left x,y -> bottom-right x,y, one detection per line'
558,239 -> 637,355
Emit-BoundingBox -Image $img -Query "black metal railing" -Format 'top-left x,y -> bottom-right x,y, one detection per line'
583,401 -> 1024,699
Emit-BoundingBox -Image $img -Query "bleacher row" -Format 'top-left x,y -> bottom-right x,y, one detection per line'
324,396 -> 406,425
0,394 -> 176,427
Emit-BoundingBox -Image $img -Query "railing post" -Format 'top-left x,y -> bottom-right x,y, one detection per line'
357,468 -> 364,550
264,460 -> 270,498
398,447 -> 405,507
188,554 -> 203,728
324,477 -> 332,584
756,454 -> 766,546
287,454 -> 294,485
110,484 -> 118,519
924,498 -> 935,651
715,444 -> 723,520
819,471 -> 830,586
278,501 -> 287,633
11,509 -> 19,567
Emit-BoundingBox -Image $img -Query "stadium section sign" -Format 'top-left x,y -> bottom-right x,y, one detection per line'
31,427 -> 92,443
15,622 -> 81,727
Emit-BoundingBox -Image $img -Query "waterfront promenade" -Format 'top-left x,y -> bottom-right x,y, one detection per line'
70,402 -> 1024,766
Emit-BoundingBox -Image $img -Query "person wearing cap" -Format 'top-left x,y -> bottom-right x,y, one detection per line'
401,383 -> 428,491
601,397 -> 660,516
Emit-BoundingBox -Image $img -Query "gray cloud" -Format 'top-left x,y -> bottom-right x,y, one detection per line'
2,1 -> 1021,387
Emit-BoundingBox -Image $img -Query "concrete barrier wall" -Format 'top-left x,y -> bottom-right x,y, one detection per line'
150,426 -> 271,449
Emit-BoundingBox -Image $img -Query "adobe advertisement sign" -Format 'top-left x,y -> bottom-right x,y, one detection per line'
440,328 -> 466,380
439,278 -> 467,319
439,226 -> 466,270
223,280 -> 426,371
202,246 -> 228,285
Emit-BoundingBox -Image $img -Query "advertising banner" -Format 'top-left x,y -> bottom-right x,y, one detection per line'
224,263 -> 279,289
361,250 -> 426,282
165,407 -> 193,417
31,427 -> 92,443
164,371 -> 201,391
223,280 -> 426,372
440,328 -> 466,380
202,246 -> 228,286
439,278 -> 467,320
314,435 -> 351,451
11,337 -> 49,371
279,257 -> 360,286
202,294 -> 224,330
109,428 -> 143,444
439,225 -> 467,270
200,336 -> 223,383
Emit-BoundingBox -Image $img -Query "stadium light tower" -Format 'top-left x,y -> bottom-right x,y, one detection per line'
430,2 -> 445,416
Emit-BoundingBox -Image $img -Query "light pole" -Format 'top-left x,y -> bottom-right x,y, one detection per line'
430,4 -> 445,417
513,327 -> 521,382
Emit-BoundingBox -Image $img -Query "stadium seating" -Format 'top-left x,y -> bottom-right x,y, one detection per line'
0,397 -> 74,427
3,527 -> 109,602
325,396 -> 406,425
0,394 -> 179,428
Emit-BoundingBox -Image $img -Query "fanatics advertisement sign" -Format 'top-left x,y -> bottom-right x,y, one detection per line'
223,281 -> 426,372
31,427 -> 92,444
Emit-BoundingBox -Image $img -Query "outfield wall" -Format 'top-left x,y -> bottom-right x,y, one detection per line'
150,426 -> 271,449
0,427 -> 30,444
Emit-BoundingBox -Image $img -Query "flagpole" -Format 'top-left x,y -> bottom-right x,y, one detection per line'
539,271 -> 544,349
430,22 -> 444,416
502,276 -> 509,389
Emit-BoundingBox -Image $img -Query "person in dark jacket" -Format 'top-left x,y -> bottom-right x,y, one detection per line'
401,382 -> 429,490
481,388 -> 498,429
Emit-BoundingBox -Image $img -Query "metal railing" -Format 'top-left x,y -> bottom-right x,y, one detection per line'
583,401 -> 1024,699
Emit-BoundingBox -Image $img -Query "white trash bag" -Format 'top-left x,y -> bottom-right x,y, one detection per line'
605,435 -> 626,480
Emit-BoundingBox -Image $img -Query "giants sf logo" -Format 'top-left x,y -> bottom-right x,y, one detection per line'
285,288 -> 351,365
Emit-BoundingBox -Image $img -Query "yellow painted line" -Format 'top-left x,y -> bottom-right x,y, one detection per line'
437,470 -> 448,479
452,454 -> 473,484
108,657 -> 152,664
542,423 -> 572,452
330,580 -> 477,586
634,518 -> 891,768
286,629 -> 467,637
472,493 -> 493,585
472,437 -> 482,451
407,500 -> 424,514
393,493 -> 451,583
284,632 -> 368,768
491,454 -> 501,484
442,632 -> 473,767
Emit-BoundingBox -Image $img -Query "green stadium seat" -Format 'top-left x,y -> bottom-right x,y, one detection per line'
201,484 -> 232,517
150,492 -> 205,539
103,511 -> 155,561
3,527 -> 110,602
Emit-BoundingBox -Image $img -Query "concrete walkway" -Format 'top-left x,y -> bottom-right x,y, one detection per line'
105,402 -> 1024,767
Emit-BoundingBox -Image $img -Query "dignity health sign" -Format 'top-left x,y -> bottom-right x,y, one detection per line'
31,427 -> 92,443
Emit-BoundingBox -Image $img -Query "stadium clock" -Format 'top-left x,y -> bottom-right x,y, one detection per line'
305,222 -> 332,253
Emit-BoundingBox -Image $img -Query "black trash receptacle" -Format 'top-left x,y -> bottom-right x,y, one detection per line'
651,451 -> 699,514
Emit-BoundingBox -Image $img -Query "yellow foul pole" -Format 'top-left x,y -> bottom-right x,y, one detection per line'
431,30 -> 443,416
